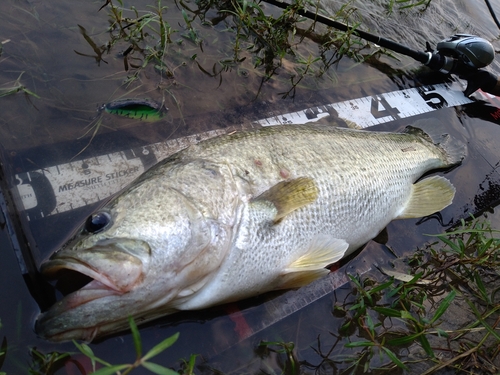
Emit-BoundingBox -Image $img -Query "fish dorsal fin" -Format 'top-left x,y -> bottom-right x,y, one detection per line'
252,177 -> 318,222
397,175 -> 455,219
279,235 -> 349,289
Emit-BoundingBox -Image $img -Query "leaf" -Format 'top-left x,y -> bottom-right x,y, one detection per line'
344,341 -> 375,348
400,310 -> 417,322
435,328 -> 449,338
365,314 -> 375,334
436,235 -> 461,254
387,332 -> 421,346
90,364 -> 130,375
381,346 -> 408,370
142,333 -> 180,362
181,9 -> 190,25
129,316 -> 142,359
464,296 -> 500,341
184,354 -> 198,375
430,290 -> 456,324
373,307 -> 402,318
418,334 -> 434,357
369,279 -> 394,294
73,341 -> 112,367
74,341 -> 94,359
142,361 -> 180,375
474,272 -> 490,304
21,88 -> 40,98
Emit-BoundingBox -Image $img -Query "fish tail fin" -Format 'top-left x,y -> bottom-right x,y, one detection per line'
397,175 -> 456,219
404,118 -> 467,166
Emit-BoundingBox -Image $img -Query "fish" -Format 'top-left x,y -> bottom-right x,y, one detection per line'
35,119 -> 466,342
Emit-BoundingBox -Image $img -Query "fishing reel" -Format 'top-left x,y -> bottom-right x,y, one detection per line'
424,34 -> 499,96
425,34 -> 495,74
436,34 -> 495,70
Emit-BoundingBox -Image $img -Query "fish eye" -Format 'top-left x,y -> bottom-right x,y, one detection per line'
85,211 -> 112,234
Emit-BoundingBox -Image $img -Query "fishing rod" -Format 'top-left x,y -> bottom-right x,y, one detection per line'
263,0 -> 500,97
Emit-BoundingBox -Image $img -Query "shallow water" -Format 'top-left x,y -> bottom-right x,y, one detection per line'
1,0 -> 500,373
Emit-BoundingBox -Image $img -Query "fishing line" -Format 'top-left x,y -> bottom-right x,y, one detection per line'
484,0 -> 500,31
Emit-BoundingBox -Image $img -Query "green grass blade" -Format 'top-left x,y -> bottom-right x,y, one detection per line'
436,235 -> 462,254
418,334 -> 434,357
381,346 -> 408,370
430,290 -> 456,324
128,316 -> 142,359
464,296 -> 500,341
142,361 -> 180,375
345,341 -> 375,348
73,341 -> 112,367
373,307 -> 402,317
400,310 -> 418,323
387,332 -> 421,346
142,332 -> 180,362
90,364 -> 129,375
21,88 -> 40,98
474,272 -> 490,304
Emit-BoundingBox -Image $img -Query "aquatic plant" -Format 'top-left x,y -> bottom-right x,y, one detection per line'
258,341 -> 299,375
310,217 -> 500,373
0,72 -> 39,99
72,317 -> 186,375
28,349 -> 72,375
79,0 -> 400,94
386,0 -> 433,14
19,318 -> 191,374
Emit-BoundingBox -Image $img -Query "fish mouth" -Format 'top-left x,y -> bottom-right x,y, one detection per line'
36,263 -> 126,342
41,239 -> 149,295
43,259 -> 126,296
36,240 -> 150,341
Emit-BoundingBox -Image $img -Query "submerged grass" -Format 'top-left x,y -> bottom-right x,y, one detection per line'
0,73 -> 40,99
81,0 -> 412,93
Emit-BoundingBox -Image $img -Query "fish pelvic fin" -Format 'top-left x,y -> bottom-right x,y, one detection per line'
279,235 -> 348,289
397,175 -> 456,219
404,119 -> 467,165
252,177 -> 318,223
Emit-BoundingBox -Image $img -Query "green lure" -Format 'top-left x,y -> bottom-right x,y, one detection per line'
103,99 -> 167,122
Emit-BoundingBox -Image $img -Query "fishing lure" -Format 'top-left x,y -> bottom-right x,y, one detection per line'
103,98 -> 167,122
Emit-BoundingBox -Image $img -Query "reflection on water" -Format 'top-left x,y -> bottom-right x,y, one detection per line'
1,0 -> 500,373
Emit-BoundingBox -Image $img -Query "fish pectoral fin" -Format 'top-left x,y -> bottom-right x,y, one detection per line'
397,175 -> 456,219
252,177 -> 318,223
279,235 -> 349,289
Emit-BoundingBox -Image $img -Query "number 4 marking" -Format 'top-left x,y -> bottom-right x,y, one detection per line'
370,96 -> 401,120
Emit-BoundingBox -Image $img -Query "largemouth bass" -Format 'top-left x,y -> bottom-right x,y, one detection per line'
36,120 -> 466,342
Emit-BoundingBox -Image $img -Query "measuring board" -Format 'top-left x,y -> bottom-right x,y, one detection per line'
237,263 -> 372,342
14,82 -> 490,221
206,259 -> 373,359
